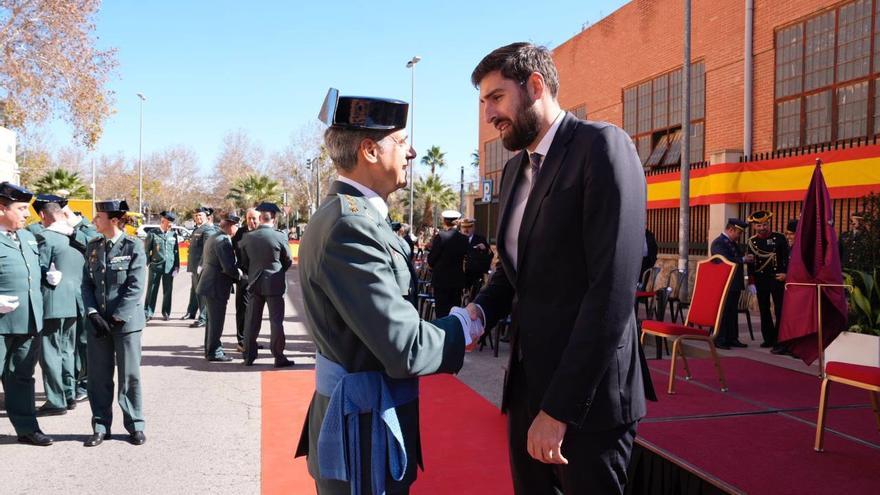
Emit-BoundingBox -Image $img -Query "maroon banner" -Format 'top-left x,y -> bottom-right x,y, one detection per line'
778,162 -> 849,365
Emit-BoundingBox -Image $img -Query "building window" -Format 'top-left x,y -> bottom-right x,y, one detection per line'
774,0 -> 880,150
482,137 -> 515,194
622,61 -> 706,168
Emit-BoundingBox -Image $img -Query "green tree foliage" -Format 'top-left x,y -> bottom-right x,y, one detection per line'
410,174 -> 457,229
420,145 -> 446,175
225,174 -> 282,210
32,169 -> 91,198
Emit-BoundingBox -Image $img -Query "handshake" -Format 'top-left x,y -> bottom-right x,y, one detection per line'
448,303 -> 486,350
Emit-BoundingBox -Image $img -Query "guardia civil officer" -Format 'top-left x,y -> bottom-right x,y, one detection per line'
0,182 -> 53,446
196,213 -> 241,362
35,198 -> 82,416
144,210 -> 180,321
746,211 -> 789,353
239,202 -> 293,367
184,206 -> 219,327
710,218 -> 754,349
231,207 -> 258,351
26,193 -> 63,236
82,200 -> 147,447
427,210 -> 469,317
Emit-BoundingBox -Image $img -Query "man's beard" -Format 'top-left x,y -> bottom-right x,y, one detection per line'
500,97 -> 541,151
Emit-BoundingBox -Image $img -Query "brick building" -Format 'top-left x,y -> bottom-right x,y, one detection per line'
475,0 -> 880,257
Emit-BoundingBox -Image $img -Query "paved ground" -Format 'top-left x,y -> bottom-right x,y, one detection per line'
0,266 -> 808,493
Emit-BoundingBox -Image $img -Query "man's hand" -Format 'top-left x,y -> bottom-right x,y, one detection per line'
527,411 -> 569,465
46,262 -> 63,286
744,254 -> 755,264
0,295 -> 20,314
775,273 -> 786,282
449,307 -> 484,350
748,284 -> 757,295
172,269 -> 179,277
88,313 -> 112,339
465,303 -> 483,324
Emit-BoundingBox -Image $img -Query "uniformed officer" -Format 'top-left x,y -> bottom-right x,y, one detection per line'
0,182 -> 53,446
231,207 -> 258,351
784,219 -> 798,249
26,193 -> 68,236
839,211 -> 872,272
196,213 -> 241,362
459,217 -> 493,300
746,211 -> 789,353
143,210 -> 180,321
82,199 -> 147,447
62,204 -> 101,403
709,218 -> 754,349
295,89 -> 482,494
427,210 -> 469,317
184,206 -> 220,328
35,199 -> 82,416
239,202 -> 293,367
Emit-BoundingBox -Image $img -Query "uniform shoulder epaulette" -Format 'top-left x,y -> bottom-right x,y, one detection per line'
338,194 -> 366,217
87,236 -> 103,245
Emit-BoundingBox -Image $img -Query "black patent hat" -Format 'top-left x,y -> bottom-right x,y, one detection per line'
319,88 -> 409,131
95,200 -> 130,213
159,210 -> 177,222
33,194 -> 68,212
222,213 -> 241,224
255,202 -> 281,214
194,206 -> 214,216
0,182 -> 34,202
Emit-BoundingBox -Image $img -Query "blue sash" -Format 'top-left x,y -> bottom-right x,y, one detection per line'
315,353 -> 419,495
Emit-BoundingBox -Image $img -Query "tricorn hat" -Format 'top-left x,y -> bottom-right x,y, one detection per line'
194,206 -> 214,216
319,88 -> 409,131
159,210 -> 176,222
747,210 -> 773,224
0,182 -> 34,203
95,200 -> 130,213
32,194 -> 68,212
255,202 -> 281,214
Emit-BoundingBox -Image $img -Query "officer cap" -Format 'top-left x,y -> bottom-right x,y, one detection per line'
459,217 -> 475,227
159,210 -> 177,222
391,221 -> 402,232
194,206 -> 214,216
255,202 -> 281,214
747,210 -> 773,224
441,210 -> 462,221
726,218 -> 748,231
0,182 -> 34,203
95,199 -> 130,213
318,88 -> 409,131
32,194 -> 68,212
222,213 -> 241,224
786,219 -> 798,233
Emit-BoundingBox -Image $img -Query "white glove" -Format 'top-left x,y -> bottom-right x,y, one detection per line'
197,265 -> 203,275
748,284 -> 757,295
172,269 -> 179,277
0,295 -> 20,314
449,306 -> 485,346
46,262 -> 63,286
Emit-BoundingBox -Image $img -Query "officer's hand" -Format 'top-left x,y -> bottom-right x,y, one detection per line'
748,284 -> 757,295
172,269 -> 178,277
46,262 -> 63,286
88,313 -> 112,339
0,295 -> 20,314
776,273 -> 786,282
110,317 -> 126,331
744,254 -> 755,263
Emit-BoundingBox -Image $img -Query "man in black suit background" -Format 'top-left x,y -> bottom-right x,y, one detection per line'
459,217 -> 493,299
427,210 -> 469,317
710,218 -> 754,349
641,228 -> 658,276
467,42 -> 655,494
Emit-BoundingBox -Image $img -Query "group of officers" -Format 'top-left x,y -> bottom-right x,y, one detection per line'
0,180 -> 294,448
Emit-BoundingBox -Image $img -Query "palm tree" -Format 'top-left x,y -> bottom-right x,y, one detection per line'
414,174 -> 457,228
32,169 -> 91,198
420,145 -> 446,175
226,173 -> 282,209
471,149 -> 480,169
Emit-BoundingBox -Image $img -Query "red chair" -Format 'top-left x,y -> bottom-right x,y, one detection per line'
640,255 -> 736,394
814,361 -> 880,452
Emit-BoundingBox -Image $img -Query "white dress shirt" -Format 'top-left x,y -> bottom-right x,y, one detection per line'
337,176 -> 389,219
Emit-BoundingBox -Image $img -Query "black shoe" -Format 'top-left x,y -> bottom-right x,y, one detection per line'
128,431 -> 146,445
162,314 -> 170,321
760,342 -> 773,348
274,358 -> 295,368
66,401 -> 77,411
36,404 -> 67,417
730,341 -> 748,348
243,358 -> 255,366
18,431 -> 53,446
84,432 -> 108,447
258,344 -> 265,349
145,315 -> 153,322
208,355 -> 233,362
181,313 -> 195,320
74,391 -> 88,402
770,346 -> 788,355
714,342 -> 731,350
189,321 -> 205,328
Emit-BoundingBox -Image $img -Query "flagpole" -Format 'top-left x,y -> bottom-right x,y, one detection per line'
785,282 -> 852,378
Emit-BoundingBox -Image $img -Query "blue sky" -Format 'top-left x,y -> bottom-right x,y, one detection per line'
49,0 -> 628,185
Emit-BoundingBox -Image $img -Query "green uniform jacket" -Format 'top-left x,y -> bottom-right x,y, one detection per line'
187,223 -> 219,273
144,229 -> 180,274
25,223 -> 45,236
37,228 -> 85,319
196,233 -> 239,299
295,181 -> 465,484
0,229 -> 43,334
72,220 -> 101,312
82,234 -> 147,333
239,225 -> 291,296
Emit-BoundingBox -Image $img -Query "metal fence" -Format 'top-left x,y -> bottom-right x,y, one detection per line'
647,205 -> 709,256
738,197 -> 867,238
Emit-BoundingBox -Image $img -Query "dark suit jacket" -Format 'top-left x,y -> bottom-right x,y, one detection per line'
239,225 -> 291,296
196,233 -> 239,300
186,222 -> 219,273
710,233 -> 745,291
641,228 -> 658,275
465,233 -> 493,277
427,228 -> 469,289
474,113 -> 653,431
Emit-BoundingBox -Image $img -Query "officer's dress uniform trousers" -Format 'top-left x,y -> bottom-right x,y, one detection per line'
87,328 -> 144,434
39,317 -> 76,408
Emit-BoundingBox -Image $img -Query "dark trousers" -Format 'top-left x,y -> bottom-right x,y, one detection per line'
717,290 -> 741,345
754,273 -> 784,346
185,272 -> 199,317
39,317 -> 77,409
74,306 -> 88,396
506,365 -> 636,495
432,287 -> 462,318
244,292 -> 286,363
144,269 -> 174,318
204,296 -> 229,359
87,329 -> 144,434
193,273 -> 208,324
234,282 -> 248,345
1,334 -> 40,435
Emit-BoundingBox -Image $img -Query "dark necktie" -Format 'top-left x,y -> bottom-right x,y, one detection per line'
528,152 -> 543,191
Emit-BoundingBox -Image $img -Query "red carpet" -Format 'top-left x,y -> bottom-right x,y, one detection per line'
261,372 -> 511,495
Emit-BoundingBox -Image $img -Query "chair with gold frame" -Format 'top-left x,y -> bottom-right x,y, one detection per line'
814,362 -> 880,451
640,255 -> 736,394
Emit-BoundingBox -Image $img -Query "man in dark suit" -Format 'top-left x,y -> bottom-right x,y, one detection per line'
710,218 -> 753,349
459,217 -> 493,299
427,210 -> 469,317
467,43 -> 655,494
196,213 -> 241,362
239,202 -> 293,367
641,228 -> 658,276
231,207 -> 257,352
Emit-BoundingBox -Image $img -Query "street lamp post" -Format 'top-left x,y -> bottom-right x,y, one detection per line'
307,157 -> 321,214
406,55 -> 421,227
136,92 -> 146,216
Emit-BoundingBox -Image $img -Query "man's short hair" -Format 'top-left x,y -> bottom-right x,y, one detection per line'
324,127 -> 393,172
43,202 -> 63,215
471,42 -> 559,98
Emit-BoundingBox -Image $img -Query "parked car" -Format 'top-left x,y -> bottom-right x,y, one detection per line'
136,224 -> 192,241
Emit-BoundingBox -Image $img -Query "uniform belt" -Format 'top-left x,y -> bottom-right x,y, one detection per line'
315,353 -> 419,495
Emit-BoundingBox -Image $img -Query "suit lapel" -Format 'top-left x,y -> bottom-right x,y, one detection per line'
516,113 -> 577,271
0,231 -> 19,251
